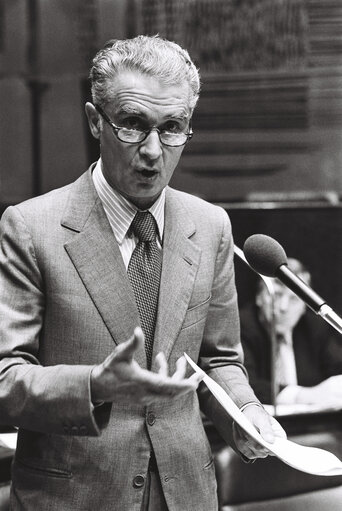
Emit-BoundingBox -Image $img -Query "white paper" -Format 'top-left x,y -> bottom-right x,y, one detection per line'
184,353 -> 342,476
0,432 -> 17,450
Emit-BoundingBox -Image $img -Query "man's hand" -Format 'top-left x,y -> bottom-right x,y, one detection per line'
90,327 -> 202,405
233,405 -> 286,460
296,375 -> 342,406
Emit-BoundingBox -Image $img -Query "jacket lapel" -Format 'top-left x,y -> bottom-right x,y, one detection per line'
61,169 -> 146,367
152,189 -> 201,366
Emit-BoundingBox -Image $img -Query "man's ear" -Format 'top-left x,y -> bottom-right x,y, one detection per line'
85,102 -> 101,139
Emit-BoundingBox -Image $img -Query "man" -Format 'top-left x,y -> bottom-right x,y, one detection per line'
240,257 -> 342,405
0,36 -> 284,510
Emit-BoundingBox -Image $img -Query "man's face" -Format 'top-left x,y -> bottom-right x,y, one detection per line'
257,280 -> 306,333
86,70 -> 192,209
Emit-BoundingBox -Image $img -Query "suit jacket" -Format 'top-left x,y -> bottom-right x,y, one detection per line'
240,303 -> 342,404
0,168 -> 258,511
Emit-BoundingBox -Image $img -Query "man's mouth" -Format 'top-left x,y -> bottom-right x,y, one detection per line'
138,168 -> 158,178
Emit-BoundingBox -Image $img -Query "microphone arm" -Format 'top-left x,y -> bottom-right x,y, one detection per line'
319,305 -> 342,335
234,245 -> 279,413
275,265 -> 342,335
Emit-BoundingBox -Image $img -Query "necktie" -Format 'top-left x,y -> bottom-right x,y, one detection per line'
276,333 -> 298,387
127,211 -> 162,369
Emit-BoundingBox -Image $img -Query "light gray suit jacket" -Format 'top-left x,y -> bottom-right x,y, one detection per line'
0,168 -> 258,510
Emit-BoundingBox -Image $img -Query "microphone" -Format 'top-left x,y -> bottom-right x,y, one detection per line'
243,234 -> 342,335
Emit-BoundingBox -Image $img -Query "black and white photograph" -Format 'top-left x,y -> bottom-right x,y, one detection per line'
0,1 -> 342,510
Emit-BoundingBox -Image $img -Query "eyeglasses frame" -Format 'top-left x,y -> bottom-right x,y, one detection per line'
94,104 -> 193,147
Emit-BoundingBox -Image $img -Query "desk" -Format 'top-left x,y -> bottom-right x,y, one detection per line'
206,405 -> 342,508
266,403 -> 342,436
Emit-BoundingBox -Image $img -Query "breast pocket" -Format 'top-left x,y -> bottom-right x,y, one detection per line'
181,294 -> 212,330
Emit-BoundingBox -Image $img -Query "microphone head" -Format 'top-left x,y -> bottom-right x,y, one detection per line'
243,234 -> 288,277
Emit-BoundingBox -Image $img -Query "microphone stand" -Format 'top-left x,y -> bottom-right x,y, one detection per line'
234,245 -> 279,416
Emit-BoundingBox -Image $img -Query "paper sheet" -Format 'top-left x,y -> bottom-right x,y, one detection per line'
0,432 -> 17,450
184,353 -> 342,476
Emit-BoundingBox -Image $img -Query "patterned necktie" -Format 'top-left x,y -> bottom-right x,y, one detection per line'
127,211 -> 162,369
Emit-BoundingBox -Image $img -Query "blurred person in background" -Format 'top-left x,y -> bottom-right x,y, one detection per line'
240,257 -> 342,405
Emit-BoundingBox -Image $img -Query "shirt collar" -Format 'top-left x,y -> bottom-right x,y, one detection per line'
92,159 -> 165,244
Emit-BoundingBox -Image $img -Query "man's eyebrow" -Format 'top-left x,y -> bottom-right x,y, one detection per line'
116,106 -> 190,122
167,112 -> 190,121
117,105 -> 142,116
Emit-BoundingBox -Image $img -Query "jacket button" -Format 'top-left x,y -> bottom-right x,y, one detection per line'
79,425 -> 87,435
133,475 -> 145,488
147,412 -> 156,426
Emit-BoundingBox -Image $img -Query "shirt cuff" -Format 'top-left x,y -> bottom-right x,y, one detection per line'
239,401 -> 264,413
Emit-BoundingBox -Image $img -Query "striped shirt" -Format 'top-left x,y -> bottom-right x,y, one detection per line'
92,159 -> 165,269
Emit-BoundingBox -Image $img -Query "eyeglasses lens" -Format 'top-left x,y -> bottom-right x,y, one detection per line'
118,128 -> 188,147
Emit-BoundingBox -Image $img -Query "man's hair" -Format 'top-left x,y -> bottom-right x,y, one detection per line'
89,35 -> 201,111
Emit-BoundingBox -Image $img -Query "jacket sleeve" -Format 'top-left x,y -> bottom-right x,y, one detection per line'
197,207 -> 261,447
0,206 -> 110,436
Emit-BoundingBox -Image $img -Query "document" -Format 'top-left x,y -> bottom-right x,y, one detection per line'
184,353 -> 342,476
0,432 -> 17,450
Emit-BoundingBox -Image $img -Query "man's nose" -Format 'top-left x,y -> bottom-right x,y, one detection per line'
139,129 -> 163,160
277,295 -> 289,312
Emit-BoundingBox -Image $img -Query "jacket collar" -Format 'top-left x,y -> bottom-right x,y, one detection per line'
61,168 -> 201,368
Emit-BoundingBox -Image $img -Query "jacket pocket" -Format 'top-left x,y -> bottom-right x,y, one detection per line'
182,294 -> 212,330
203,457 -> 215,471
15,458 -> 72,479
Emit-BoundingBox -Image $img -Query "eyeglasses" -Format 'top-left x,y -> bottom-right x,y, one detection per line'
95,104 -> 193,147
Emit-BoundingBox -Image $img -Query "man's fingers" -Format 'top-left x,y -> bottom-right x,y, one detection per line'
132,326 -> 145,350
233,422 -> 271,459
108,327 -> 144,364
138,363 -> 199,401
244,406 -> 275,444
270,416 -> 287,439
188,372 -> 204,387
258,420 -> 275,444
155,352 -> 168,377
171,356 -> 187,380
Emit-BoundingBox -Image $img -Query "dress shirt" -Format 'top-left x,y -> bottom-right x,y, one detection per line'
276,331 -> 298,387
92,159 -> 165,269
275,331 -> 300,404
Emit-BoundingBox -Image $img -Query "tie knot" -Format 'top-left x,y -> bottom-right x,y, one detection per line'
130,211 -> 158,242
276,332 -> 290,345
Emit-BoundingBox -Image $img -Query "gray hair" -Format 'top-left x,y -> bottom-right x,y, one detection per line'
89,35 -> 200,111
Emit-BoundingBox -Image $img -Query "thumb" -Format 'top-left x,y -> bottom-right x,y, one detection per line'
270,416 -> 287,439
258,417 -> 275,444
248,409 -> 275,444
114,326 -> 144,363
